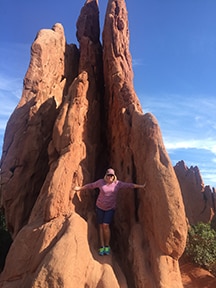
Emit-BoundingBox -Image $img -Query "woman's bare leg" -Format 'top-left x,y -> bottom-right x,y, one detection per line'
102,223 -> 110,246
99,224 -> 105,247
99,223 -> 111,247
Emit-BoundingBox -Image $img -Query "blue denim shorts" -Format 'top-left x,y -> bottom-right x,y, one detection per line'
96,206 -> 115,224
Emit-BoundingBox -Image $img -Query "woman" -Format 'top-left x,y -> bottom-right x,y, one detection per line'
74,168 -> 146,256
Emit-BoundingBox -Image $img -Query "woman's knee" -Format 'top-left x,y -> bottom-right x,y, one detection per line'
102,223 -> 109,230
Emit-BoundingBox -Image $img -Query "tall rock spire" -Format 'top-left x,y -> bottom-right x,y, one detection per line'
0,1 -> 188,287
102,1 -> 187,287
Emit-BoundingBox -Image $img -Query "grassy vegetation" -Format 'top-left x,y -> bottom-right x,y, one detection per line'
185,222 -> 216,276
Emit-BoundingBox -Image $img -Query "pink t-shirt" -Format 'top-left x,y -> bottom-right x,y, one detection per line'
84,179 -> 134,210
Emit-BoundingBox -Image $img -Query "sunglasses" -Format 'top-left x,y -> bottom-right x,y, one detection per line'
107,174 -> 114,177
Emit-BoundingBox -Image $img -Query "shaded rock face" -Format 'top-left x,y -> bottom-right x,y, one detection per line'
0,1 -> 187,287
174,160 -> 215,225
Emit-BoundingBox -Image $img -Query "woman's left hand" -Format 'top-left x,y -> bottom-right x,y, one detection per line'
140,183 -> 146,189
134,183 -> 146,189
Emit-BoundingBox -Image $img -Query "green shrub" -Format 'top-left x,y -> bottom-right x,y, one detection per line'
185,222 -> 216,275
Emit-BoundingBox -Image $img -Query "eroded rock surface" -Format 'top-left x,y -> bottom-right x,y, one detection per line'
180,263 -> 216,288
174,160 -> 216,225
0,1 -> 188,287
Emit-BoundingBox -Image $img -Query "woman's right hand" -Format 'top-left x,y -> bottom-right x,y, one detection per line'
74,186 -> 81,191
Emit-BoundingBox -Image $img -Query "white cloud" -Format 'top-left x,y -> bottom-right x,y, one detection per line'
0,42 -> 28,155
0,43 -> 28,130
0,74 -> 23,99
0,74 -> 22,137
164,138 -> 216,156
132,58 -> 145,67
139,92 -> 216,187
140,92 -> 216,150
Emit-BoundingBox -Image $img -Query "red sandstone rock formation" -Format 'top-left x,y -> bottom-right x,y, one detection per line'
174,160 -> 215,225
0,1 -> 188,287
180,263 -> 216,288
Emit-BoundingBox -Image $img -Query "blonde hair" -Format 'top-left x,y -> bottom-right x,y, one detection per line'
104,174 -> 117,183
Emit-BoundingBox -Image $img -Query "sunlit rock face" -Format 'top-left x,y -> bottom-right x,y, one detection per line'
174,160 -> 215,225
0,0 -> 187,287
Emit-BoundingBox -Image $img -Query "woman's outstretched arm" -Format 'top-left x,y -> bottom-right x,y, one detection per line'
74,179 -> 102,191
133,183 -> 146,189
74,185 -> 88,191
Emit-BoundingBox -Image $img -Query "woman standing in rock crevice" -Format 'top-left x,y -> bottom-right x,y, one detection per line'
74,168 -> 145,256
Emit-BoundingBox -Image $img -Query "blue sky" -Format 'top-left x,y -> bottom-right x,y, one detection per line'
0,0 -> 216,187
